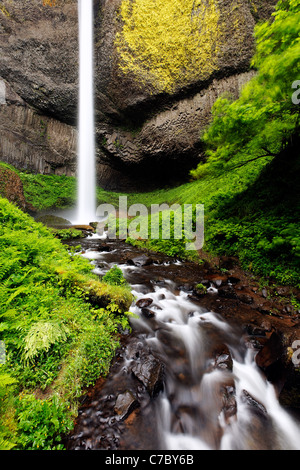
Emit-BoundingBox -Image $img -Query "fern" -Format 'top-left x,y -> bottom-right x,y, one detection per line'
5,286 -> 31,306
0,436 -> 15,450
0,369 -> 17,400
23,322 -> 70,362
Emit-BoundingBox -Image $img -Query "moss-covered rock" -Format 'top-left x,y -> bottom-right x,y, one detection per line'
0,164 -> 30,211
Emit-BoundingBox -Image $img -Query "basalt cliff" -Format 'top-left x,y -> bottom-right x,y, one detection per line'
0,0 -> 277,191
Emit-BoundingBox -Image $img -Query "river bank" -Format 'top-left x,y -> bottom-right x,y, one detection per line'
65,233 -> 300,450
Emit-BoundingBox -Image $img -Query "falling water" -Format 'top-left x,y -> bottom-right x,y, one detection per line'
76,0 -> 96,224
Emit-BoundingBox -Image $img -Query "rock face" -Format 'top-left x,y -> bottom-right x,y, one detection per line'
0,0 -> 277,191
0,0 -> 78,177
0,164 -> 29,211
0,80 -> 77,176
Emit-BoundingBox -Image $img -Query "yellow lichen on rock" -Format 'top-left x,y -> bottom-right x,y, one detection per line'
115,0 -> 220,93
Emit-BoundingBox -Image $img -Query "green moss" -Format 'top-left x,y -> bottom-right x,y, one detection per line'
0,197 -> 133,449
0,3 -> 10,17
115,0 -> 220,93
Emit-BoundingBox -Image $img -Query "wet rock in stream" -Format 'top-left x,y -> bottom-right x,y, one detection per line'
241,390 -> 268,418
221,385 -> 237,424
127,254 -> 153,267
136,298 -> 153,308
255,332 -> 284,370
215,350 -> 233,371
131,355 -> 164,397
141,307 -> 156,319
66,337 -> 165,450
114,391 -> 139,420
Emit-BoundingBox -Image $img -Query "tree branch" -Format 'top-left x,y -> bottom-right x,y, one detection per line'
227,153 -> 275,171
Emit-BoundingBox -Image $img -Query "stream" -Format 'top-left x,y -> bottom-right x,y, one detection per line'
65,233 -> 300,451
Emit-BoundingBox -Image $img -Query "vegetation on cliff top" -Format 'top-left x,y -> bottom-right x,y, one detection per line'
192,0 -> 300,180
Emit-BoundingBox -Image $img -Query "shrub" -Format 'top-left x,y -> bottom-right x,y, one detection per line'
16,394 -> 73,450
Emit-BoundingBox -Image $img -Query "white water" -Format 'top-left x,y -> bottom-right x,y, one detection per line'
76,0 -> 96,224
129,283 -> 300,450
221,352 -> 300,450
74,235 -> 300,450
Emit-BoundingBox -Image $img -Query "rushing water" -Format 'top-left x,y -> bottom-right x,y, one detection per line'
76,0 -> 96,224
66,234 -> 300,451
130,286 -> 300,450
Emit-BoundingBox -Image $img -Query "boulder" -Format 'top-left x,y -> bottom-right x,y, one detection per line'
136,298 -> 153,309
241,390 -> 268,418
221,385 -> 237,423
218,285 -> 238,300
214,345 -> 233,371
36,215 -> 72,226
141,308 -> 156,319
127,254 -> 152,267
237,293 -> 254,305
255,332 -> 284,370
131,354 -> 165,398
114,391 -> 139,421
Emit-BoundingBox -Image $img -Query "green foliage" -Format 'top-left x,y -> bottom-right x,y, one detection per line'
23,321 -> 70,363
0,370 -> 17,401
195,283 -> 207,295
50,228 -> 83,240
18,171 -> 76,211
191,0 -> 300,179
102,265 -> 129,287
205,216 -> 300,286
16,394 -> 72,450
125,207 -> 201,260
66,320 -> 119,392
0,197 -> 132,449
0,367 -> 17,449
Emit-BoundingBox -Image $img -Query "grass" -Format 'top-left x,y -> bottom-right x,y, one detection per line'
0,197 -> 133,449
1,153 -> 299,286
96,145 -> 299,286
20,172 -> 77,211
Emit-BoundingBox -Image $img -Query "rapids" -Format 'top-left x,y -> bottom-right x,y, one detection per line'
66,234 -> 300,451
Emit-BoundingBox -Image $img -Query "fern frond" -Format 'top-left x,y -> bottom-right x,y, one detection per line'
0,370 -> 17,399
23,321 -> 70,362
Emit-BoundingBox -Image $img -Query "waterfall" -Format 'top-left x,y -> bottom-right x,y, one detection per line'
76,0 -> 96,224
